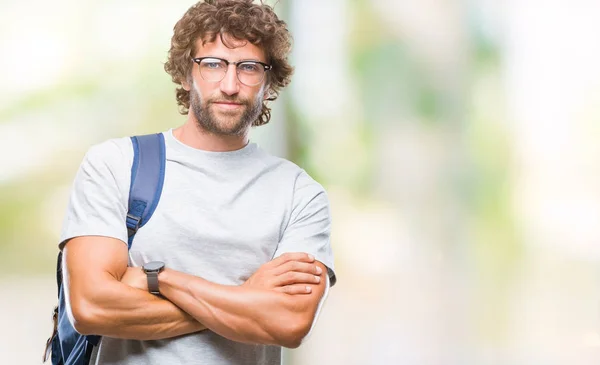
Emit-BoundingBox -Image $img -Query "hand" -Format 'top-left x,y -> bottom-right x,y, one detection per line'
243,252 -> 323,295
121,267 -> 148,291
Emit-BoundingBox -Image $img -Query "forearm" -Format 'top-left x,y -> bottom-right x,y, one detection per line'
70,278 -> 205,340
159,269 -> 310,348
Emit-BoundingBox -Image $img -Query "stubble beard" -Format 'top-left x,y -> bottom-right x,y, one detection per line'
189,81 -> 263,136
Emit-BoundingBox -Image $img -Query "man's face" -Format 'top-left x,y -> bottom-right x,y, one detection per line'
184,35 -> 268,136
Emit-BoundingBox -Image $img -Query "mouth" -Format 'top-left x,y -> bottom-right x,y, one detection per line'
212,101 -> 244,110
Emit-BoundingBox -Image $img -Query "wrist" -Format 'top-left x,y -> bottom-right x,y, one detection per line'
158,267 -> 174,293
158,267 -> 169,284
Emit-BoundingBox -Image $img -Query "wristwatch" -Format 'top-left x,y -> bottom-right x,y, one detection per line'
142,261 -> 165,295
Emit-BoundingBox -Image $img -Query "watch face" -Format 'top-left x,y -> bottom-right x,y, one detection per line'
144,261 -> 165,272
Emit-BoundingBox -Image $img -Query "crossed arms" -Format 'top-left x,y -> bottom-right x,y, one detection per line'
63,235 -> 328,348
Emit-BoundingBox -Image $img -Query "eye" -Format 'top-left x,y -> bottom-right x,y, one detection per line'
200,58 -> 225,69
239,62 -> 260,72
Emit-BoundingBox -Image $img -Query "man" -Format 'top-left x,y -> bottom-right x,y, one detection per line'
59,0 -> 336,364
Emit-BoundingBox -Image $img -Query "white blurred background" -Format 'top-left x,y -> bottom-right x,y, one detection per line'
2,0 -> 600,364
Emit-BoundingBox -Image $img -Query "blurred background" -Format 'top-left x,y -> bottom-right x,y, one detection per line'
2,0 -> 600,364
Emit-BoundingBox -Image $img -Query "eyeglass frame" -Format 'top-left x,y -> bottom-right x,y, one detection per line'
191,57 -> 273,86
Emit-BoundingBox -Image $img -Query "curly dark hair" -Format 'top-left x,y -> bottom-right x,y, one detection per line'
164,0 -> 294,126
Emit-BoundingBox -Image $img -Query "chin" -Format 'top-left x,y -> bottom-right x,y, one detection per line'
214,121 -> 248,136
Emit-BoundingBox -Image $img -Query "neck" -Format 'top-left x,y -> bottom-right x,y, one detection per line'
173,118 -> 250,152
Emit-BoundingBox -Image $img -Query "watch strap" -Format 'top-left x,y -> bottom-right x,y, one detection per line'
147,271 -> 160,295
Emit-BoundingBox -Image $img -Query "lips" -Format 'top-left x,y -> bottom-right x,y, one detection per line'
212,101 -> 245,110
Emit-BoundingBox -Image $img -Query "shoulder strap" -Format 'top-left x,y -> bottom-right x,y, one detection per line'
126,133 -> 166,249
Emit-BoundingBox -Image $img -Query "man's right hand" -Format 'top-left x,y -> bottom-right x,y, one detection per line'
242,252 -> 323,295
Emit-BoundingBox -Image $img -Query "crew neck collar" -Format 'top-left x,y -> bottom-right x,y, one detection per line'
164,128 -> 258,159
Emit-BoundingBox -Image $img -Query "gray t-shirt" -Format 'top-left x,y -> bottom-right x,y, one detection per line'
60,129 -> 336,365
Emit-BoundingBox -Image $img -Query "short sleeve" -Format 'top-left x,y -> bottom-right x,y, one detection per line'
59,139 -> 132,249
274,171 -> 337,286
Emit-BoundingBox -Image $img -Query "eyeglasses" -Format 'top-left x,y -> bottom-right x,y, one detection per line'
191,57 -> 272,86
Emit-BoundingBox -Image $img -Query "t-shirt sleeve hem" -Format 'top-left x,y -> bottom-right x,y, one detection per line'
59,230 -> 128,250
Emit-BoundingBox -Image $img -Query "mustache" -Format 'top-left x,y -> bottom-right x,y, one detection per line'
208,96 -> 249,105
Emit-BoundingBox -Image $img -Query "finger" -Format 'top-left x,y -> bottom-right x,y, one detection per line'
274,284 -> 313,295
270,252 -> 315,268
273,272 -> 321,286
273,260 -> 322,276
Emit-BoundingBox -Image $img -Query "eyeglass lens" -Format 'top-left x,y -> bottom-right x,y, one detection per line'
198,58 -> 265,86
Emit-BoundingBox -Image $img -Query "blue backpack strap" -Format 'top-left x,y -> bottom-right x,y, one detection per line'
126,133 -> 166,248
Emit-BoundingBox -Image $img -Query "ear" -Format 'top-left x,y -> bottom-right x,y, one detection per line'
182,79 -> 191,92
262,84 -> 270,99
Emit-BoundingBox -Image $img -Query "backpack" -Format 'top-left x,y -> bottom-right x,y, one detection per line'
43,133 -> 166,364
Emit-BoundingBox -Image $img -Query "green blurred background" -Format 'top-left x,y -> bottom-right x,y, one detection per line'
2,0 -> 600,364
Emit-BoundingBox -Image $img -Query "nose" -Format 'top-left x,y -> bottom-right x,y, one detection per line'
219,64 -> 240,96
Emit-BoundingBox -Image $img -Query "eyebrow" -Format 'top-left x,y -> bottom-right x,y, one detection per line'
197,56 -> 265,63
